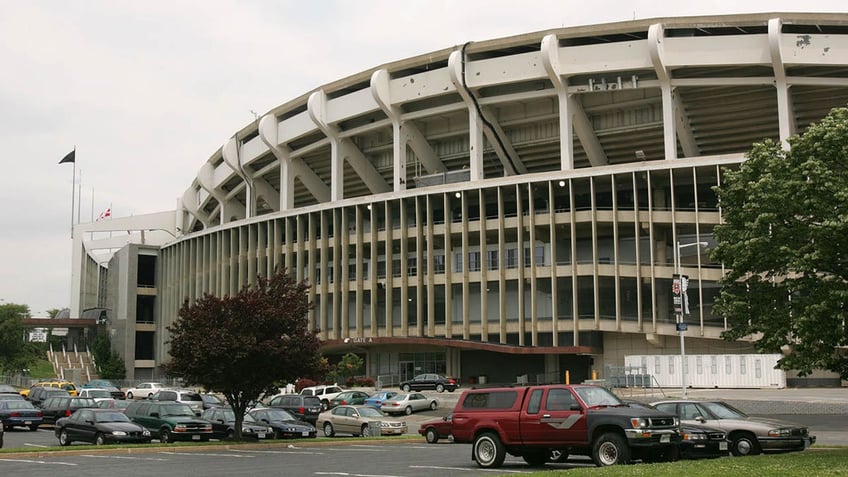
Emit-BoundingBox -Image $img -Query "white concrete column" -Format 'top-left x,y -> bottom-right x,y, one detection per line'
542,34 -> 574,170
769,18 -> 796,149
649,23 -> 678,161
448,50 -> 486,180
308,90 -> 343,202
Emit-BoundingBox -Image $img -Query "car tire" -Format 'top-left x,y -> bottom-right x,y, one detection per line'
404,406 -> 413,415
425,428 -> 439,444
126,392 -> 134,400
58,428 -> 71,446
160,428 -> 172,443
591,432 -> 630,466
226,430 -> 234,440
429,401 -> 437,411
473,432 -> 506,468
730,432 -> 761,456
323,422 -> 335,437
360,423 -> 369,437
321,400 -> 329,411
95,433 -> 106,445
147,393 -> 154,399
436,384 -> 445,393
401,384 -> 411,392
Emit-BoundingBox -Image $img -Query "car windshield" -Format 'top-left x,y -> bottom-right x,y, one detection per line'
268,409 -> 296,421
357,407 -> 385,418
202,395 -> 223,404
95,412 -> 130,423
72,398 -> 98,407
180,392 -> 203,402
160,404 -> 195,417
574,386 -> 622,407
702,402 -> 748,419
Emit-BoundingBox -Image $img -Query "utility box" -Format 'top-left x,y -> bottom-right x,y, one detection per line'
367,421 -> 382,437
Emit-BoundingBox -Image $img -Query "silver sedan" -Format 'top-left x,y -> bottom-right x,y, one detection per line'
381,392 -> 438,415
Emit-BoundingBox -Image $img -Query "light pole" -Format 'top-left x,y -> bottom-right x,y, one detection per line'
675,241 -> 707,399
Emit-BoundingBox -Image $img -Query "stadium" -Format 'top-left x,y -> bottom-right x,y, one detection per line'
70,13 -> 848,387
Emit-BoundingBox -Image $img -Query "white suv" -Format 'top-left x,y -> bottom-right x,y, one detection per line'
300,384 -> 344,411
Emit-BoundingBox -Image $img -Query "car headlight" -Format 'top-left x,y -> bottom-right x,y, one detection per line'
142,429 -> 151,436
268,427 -> 275,433
111,431 -> 127,436
242,427 -> 251,433
630,418 -> 648,428
768,428 -> 792,437
683,432 -> 707,440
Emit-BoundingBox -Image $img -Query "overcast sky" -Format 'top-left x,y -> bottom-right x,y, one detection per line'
1,1 -> 846,316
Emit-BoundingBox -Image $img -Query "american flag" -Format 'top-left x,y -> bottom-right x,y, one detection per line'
97,208 -> 111,221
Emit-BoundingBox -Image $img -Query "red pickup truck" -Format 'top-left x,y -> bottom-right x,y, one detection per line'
451,384 -> 681,468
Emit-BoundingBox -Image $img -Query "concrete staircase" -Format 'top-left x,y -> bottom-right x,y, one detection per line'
47,343 -> 96,383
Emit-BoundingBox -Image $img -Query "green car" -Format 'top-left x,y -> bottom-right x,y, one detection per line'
125,401 -> 213,443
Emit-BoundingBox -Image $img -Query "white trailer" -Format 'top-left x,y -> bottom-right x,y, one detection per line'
623,354 -> 786,389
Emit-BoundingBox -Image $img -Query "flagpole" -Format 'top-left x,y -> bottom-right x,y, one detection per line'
70,153 -> 76,239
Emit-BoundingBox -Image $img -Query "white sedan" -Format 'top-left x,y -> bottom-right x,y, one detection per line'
381,392 -> 438,415
124,382 -> 167,400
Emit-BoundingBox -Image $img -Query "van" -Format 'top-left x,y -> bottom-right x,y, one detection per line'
267,394 -> 322,425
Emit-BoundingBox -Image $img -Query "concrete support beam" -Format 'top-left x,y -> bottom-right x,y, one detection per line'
769,18 -> 796,149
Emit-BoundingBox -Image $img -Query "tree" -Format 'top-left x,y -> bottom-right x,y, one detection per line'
91,335 -> 126,380
332,352 -> 364,384
163,269 -> 323,440
712,106 -> 848,379
0,303 -> 37,374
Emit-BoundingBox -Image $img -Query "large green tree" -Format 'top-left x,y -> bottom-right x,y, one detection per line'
0,303 -> 37,374
163,269 -> 323,439
712,106 -> 848,379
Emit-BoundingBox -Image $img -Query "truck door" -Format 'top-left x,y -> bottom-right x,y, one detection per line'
521,387 -> 587,446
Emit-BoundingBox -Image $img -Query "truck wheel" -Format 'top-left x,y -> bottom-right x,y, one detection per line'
522,450 -> 549,466
160,428 -> 172,443
730,432 -> 761,456
473,432 -> 506,468
591,432 -> 630,466
425,428 -> 439,444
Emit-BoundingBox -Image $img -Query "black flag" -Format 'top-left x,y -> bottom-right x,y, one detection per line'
59,149 -> 75,164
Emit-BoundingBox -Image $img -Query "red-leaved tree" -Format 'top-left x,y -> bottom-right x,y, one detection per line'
163,269 -> 323,439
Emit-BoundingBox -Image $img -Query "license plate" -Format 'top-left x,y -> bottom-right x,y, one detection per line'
302,431 -> 310,437
24,421 -> 31,425
257,432 -> 266,439
720,442 -> 728,450
192,435 -> 201,440
660,434 -> 670,443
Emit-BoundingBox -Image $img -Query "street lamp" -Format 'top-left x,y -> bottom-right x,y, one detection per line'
675,240 -> 707,399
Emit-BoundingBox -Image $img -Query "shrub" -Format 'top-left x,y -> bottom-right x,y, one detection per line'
345,376 -> 375,387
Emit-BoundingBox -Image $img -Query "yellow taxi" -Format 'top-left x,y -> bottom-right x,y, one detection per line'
20,380 -> 78,397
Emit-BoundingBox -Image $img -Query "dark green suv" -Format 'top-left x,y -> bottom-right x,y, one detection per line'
125,401 -> 213,443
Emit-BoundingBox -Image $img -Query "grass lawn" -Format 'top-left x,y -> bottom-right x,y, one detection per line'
521,448 -> 848,477
28,358 -> 56,379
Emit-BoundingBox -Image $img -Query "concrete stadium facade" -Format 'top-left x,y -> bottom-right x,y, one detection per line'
71,13 -> 848,387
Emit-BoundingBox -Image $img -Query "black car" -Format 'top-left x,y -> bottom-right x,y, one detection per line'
27,386 -> 70,408
0,399 -> 43,431
200,407 -> 272,440
399,373 -> 458,393
0,384 -> 19,395
267,394 -> 322,425
55,408 -> 152,445
40,397 -> 99,425
626,400 -> 728,460
248,407 -> 317,439
0,419 -> 4,448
